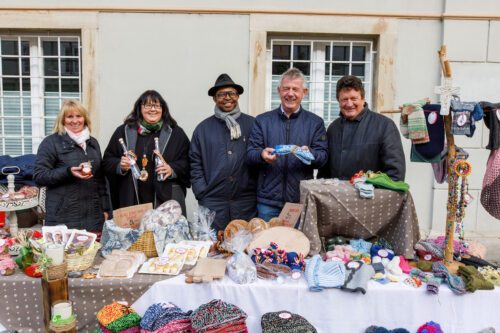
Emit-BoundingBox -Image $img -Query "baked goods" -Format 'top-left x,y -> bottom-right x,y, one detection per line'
268,217 -> 286,228
248,218 -> 268,234
247,226 -> 310,256
224,219 -> 249,240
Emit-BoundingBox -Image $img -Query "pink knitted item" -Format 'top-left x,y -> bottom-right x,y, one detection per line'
141,319 -> 192,333
429,236 -> 468,255
398,256 -> 412,274
481,149 -> 500,219
325,245 -> 353,263
100,325 -> 140,333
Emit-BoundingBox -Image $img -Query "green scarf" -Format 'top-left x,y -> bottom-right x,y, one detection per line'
138,120 -> 163,135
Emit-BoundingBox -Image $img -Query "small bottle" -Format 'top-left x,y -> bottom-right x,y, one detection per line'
154,137 -> 166,181
118,138 -> 141,179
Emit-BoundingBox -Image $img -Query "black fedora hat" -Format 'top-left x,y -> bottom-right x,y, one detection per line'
208,74 -> 244,96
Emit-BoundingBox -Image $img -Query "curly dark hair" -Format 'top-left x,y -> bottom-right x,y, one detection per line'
124,90 -> 178,127
336,75 -> 365,100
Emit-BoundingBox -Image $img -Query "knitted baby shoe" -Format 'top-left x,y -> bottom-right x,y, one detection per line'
432,262 -> 467,295
365,172 -> 410,192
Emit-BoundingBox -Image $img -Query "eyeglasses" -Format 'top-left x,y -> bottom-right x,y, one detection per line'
215,91 -> 238,99
142,104 -> 162,110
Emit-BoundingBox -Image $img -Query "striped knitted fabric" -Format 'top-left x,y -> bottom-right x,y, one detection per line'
401,100 -> 430,143
100,324 -> 140,333
261,311 -> 317,333
305,255 -> 346,292
141,319 -> 192,333
140,302 -> 190,331
190,299 -> 247,333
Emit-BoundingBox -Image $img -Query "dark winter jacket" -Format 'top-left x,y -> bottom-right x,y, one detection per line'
318,107 -> 406,181
34,133 -> 110,230
246,107 -> 328,207
190,113 -> 257,230
102,123 -> 190,212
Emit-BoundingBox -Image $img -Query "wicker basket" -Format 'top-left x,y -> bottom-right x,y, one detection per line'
44,262 -> 67,281
129,230 -> 158,258
66,242 -> 101,272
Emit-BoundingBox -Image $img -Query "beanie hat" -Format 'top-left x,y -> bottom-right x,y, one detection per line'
305,254 -> 346,291
140,302 -> 190,331
261,311 -> 317,333
365,325 -> 410,333
190,299 -> 247,333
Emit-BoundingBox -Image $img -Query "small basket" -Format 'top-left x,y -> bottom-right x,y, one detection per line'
66,242 -> 101,272
129,230 -> 158,258
44,262 -> 67,281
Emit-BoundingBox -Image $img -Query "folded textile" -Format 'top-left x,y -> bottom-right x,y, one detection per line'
457,265 -> 494,292
432,262 -> 466,295
458,255 -> 498,269
190,299 -> 247,333
261,311 -> 317,333
140,302 -> 191,331
365,172 -> 409,192
342,261 -> 375,294
106,313 -> 142,333
271,145 -> 315,165
100,325 -> 140,333
349,239 -> 373,254
141,319 -> 192,333
305,255 -> 346,291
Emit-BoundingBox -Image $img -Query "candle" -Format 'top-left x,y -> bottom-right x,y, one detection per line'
45,244 -> 64,266
52,301 -> 72,320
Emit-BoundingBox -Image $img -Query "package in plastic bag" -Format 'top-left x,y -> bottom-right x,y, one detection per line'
189,206 -> 217,241
226,230 -> 257,284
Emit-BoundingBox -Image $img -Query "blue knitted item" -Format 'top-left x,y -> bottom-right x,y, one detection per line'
350,239 -> 373,254
140,302 -> 190,331
305,255 -> 346,292
271,145 -> 315,165
432,262 -> 466,295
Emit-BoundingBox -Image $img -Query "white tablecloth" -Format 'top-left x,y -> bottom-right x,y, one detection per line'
133,274 -> 500,333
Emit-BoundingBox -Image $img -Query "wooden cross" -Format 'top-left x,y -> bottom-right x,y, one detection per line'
434,76 -> 460,116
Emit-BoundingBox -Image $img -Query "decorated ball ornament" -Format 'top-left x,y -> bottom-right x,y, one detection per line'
452,159 -> 472,177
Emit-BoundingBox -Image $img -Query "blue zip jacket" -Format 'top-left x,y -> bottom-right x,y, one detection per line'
246,107 -> 328,207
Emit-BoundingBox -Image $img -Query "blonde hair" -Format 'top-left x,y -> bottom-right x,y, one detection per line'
53,99 -> 92,135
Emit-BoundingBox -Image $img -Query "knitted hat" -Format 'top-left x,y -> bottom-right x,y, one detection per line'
365,326 -> 410,333
414,104 -> 445,159
140,302 -> 190,331
190,299 -> 247,333
305,255 -> 346,291
261,311 -> 317,333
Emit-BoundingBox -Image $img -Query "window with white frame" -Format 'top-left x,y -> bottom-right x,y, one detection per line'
267,38 -> 374,126
0,34 -> 81,155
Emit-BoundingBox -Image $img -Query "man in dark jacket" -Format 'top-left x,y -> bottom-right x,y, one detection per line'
247,68 -> 328,221
190,74 -> 257,231
318,75 -> 405,181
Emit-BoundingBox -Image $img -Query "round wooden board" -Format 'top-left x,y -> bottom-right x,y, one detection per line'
246,226 -> 310,256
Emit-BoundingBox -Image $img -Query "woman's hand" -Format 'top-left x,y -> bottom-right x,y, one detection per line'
70,163 -> 93,179
155,163 -> 172,180
120,155 -> 133,172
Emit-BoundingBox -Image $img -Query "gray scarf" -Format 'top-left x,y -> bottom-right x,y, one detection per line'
214,105 -> 241,140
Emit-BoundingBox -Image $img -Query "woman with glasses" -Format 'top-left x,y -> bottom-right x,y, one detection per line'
34,100 -> 111,230
102,90 -> 190,214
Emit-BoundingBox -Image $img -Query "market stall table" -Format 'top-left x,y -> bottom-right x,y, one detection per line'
299,179 -> 420,258
133,274 -> 500,333
0,269 -> 168,332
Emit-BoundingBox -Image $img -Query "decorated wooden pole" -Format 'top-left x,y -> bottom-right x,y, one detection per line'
435,45 -> 459,267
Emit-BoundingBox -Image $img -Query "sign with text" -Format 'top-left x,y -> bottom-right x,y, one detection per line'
113,203 -> 152,229
278,202 -> 304,228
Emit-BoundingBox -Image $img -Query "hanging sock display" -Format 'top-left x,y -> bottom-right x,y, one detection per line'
400,99 -> 430,144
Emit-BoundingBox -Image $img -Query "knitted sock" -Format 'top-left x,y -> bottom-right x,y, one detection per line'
386,256 -> 403,275
432,262 -> 467,295
410,268 -> 434,283
366,172 -> 410,192
350,239 -> 373,254
402,100 -> 430,143
426,277 -> 441,294
366,326 -> 410,333
398,256 -> 412,274
458,265 -> 494,292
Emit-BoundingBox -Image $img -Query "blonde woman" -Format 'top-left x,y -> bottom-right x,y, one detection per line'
34,100 -> 110,231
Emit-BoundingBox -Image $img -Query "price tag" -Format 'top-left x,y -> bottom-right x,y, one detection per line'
279,312 -> 292,319
457,114 -> 467,127
347,261 -> 361,269
428,111 -> 438,125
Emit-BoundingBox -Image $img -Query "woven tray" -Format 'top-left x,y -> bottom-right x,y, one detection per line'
129,230 -> 158,258
66,243 -> 101,272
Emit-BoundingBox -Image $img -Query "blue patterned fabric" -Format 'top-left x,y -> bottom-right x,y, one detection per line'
349,239 -> 373,254
140,302 -> 190,331
100,220 -> 141,256
271,145 -> 315,165
305,255 -> 346,292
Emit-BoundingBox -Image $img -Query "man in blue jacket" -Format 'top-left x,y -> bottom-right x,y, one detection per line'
190,74 -> 257,231
247,68 -> 328,221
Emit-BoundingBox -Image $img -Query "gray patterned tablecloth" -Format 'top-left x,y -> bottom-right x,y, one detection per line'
0,264 -> 170,332
299,179 -> 420,258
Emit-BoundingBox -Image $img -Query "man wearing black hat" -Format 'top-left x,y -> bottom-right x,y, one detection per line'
190,74 -> 257,231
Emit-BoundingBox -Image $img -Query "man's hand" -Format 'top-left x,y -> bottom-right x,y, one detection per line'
261,147 -> 277,164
